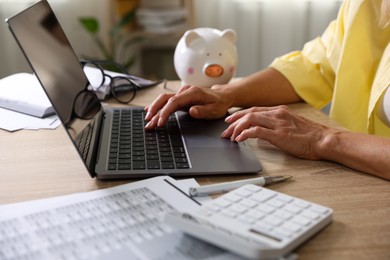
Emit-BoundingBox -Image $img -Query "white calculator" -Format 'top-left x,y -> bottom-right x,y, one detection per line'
165,184 -> 333,259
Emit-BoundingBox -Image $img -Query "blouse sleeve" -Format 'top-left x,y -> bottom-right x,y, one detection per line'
269,1 -> 348,109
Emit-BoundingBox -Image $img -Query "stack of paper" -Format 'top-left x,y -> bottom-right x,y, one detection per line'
0,108 -> 59,131
0,73 -> 59,131
0,73 -> 54,118
136,7 -> 188,34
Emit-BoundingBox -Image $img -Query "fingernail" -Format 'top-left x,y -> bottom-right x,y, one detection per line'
235,135 -> 243,142
190,107 -> 199,117
157,118 -> 163,127
145,112 -> 150,120
145,121 -> 151,128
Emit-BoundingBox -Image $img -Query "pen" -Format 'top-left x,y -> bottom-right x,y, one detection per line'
189,175 -> 292,197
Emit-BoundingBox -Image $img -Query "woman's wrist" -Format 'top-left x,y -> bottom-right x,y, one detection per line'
211,83 -> 239,108
316,127 -> 344,161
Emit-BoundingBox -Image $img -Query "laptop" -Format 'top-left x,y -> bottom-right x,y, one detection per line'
6,0 -> 262,179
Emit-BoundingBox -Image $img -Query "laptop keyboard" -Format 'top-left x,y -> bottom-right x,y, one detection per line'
75,119 -> 96,162
108,109 -> 190,171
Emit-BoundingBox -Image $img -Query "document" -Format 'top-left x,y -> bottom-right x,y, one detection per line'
0,73 -> 54,118
0,176 -> 242,260
0,107 -> 60,131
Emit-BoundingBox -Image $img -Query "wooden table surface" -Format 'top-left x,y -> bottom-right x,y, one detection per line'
1,81 -> 389,260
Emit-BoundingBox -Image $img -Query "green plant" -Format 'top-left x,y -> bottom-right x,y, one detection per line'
79,8 -> 143,72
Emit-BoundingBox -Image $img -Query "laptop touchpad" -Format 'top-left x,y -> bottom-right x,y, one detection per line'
184,134 -> 233,148
177,112 -> 233,148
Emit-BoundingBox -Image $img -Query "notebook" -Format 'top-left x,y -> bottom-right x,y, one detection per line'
6,0 -> 262,179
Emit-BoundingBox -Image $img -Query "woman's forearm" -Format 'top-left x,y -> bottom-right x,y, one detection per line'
214,68 -> 303,108
318,129 -> 390,180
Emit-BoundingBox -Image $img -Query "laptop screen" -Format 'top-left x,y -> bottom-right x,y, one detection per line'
6,0 -> 104,177
6,0 -> 97,129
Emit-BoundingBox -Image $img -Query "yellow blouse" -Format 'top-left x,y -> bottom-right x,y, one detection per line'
270,0 -> 390,136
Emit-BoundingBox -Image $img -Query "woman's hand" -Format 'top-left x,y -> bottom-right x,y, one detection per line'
145,84 -> 232,129
222,105 -> 330,160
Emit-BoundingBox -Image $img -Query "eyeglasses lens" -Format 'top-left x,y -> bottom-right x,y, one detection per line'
83,62 -> 105,89
110,76 -> 137,104
74,90 -> 101,119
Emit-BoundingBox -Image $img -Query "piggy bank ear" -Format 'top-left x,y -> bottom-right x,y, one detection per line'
221,29 -> 236,44
184,30 -> 201,47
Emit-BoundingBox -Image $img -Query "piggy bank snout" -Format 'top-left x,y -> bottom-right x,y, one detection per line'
205,64 -> 224,78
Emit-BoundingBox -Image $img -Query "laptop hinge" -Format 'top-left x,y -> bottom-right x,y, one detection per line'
84,110 -> 104,178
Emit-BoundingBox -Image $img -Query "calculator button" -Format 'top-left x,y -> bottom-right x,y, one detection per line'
244,184 -> 261,193
221,209 -> 239,218
256,204 -> 275,214
251,191 -> 276,203
238,215 -> 256,225
276,195 -> 294,203
214,199 -> 232,208
291,216 -> 312,226
229,204 -> 248,214
263,216 -> 283,227
309,205 -> 330,214
302,210 -> 321,220
235,189 -> 252,198
293,199 -> 310,209
274,210 -> 293,220
246,210 -> 266,220
283,204 -> 302,214
266,198 -> 285,208
280,222 -> 302,233
239,199 -> 258,209
224,193 -> 242,203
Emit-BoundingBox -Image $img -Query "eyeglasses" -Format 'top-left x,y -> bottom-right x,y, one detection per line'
72,85 -> 102,121
81,60 -> 139,104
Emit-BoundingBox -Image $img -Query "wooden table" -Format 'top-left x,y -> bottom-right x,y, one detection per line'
1,81 -> 389,260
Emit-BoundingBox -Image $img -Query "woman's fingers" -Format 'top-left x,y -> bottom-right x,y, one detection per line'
222,106 -> 286,140
225,106 -> 283,123
145,85 -> 191,121
146,85 -> 229,128
223,105 -> 328,160
145,93 -> 175,120
235,126 -> 273,142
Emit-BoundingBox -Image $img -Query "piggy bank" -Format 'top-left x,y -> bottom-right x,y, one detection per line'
174,27 -> 237,87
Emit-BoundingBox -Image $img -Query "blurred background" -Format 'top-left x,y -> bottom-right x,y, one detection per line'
0,0 -> 342,80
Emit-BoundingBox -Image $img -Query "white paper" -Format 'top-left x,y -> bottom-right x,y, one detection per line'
0,73 -> 54,118
0,177 -> 241,260
0,107 -> 60,132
